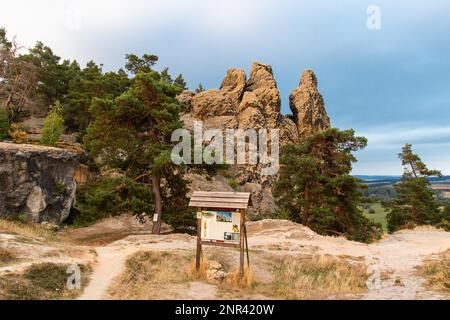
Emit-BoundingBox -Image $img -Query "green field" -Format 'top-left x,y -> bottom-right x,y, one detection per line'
363,202 -> 388,232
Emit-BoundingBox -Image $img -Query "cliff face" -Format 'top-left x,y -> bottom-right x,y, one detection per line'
0,142 -> 79,224
179,62 -> 331,216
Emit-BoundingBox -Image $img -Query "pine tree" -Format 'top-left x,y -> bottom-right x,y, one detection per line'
195,83 -> 204,93
274,128 -> 382,242
84,61 -> 188,234
40,100 -> 64,146
385,144 -> 443,232
174,74 -> 187,90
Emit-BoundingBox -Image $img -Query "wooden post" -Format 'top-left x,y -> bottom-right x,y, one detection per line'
244,224 -> 250,267
196,208 -> 202,272
239,209 -> 245,277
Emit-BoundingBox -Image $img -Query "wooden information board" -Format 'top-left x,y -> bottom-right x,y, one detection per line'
189,192 -> 252,276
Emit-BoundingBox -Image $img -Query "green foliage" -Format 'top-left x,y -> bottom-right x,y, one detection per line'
20,42 -> 77,106
229,179 -> 238,190
272,207 -> 293,220
24,263 -> 68,292
63,62 -> 130,133
195,83 -> 205,94
274,128 -> 382,243
0,108 -> 9,140
384,144 -> 445,233
0,263 -> 90,300
83,60 -> 190,233
40,101 -> 64,146
74,176 -> 154,226
125,53 -> 158,74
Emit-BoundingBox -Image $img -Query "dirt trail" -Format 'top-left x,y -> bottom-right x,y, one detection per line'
78,246 -> 139,300
362,229 -> 449,300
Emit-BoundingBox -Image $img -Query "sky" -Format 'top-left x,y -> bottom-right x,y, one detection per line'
1,0 -> 449,175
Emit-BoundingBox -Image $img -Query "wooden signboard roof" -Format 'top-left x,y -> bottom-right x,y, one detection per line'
189,191 -> 252,209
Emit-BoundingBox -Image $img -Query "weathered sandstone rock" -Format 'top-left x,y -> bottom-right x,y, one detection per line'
289,69 -> 330,139
0,142 -> 79,224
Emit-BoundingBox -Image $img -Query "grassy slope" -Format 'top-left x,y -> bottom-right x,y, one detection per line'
363,202 -> 388,232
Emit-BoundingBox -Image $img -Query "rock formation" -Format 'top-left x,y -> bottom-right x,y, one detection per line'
178,63 -> 331,217
289,69 -> 330,138
0,142 -> 80,224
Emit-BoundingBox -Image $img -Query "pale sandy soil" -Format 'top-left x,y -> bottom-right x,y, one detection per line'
1,217 -> 449,300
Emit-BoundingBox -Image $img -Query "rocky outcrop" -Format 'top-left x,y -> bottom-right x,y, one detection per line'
289,70 -> 330,139
191,68 -> 246,119
178,63 -> 331,217
0,142 -> 79,224
237,62 -> 281,130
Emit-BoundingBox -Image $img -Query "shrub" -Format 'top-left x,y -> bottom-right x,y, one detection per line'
73,176 -> 154,226
368,208 -> 376,214
229,179 -> 238,190
8,123 -> 28,143
41,101 -> 64,146
0,108 -> 9,140
272,207 -> 293,220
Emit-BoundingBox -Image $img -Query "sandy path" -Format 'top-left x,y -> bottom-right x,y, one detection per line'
78,234 -> 196,300
362,230 -> 449,300
78,246 -> 139,300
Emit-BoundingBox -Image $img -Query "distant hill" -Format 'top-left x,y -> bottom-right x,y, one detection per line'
354,175 -> 450,186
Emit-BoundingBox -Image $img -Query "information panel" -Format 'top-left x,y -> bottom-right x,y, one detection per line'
200,210 -> 241,244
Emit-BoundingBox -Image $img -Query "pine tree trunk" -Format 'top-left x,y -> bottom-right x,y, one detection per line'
151,175 -> 162,234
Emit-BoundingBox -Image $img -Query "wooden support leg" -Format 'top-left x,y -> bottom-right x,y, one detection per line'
239,209 -> 245,277
196,209 -> 202,272
244,224 -> 250,267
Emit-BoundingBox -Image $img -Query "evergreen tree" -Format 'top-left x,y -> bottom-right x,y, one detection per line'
160,67 -> 173,83
385,144 -> 443,232
195,83 -> 205,94
40,100 -> 64,146
274,128 -> 382,242
20,42 -> 77,105
64,62 -> 130,133
174,74 -> 187,90
124,53 -> 158,74
84,62 -> 188,234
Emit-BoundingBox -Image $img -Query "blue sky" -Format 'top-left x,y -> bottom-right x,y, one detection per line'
1,0 -> 449,175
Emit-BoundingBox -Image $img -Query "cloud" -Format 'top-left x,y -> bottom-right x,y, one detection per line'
1,0 -> 450,175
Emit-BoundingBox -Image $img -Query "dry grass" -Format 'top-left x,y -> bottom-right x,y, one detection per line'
189,255 -> 255,289
108,250 -> 193,299
0,247 -> 16,265
263,254 -> 368,299
0,262 -> 91,300
417,250 -> 450,292
0,219 -> 58,242
223,268 -> 255,289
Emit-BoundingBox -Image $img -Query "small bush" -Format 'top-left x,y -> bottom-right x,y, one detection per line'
0,263 -> 91,300
229,179 -> 238,190
0,108 -> 9,140
8,123 -> 28,143
368,208 -> 376,214
24,263 -> 68,292
41,101 -> 64,146
272,207 -> 292,220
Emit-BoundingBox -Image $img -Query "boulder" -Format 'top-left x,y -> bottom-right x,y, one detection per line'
0,142 -> 79,224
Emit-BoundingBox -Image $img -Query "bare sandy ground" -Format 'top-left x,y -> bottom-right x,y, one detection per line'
1,217 -> 449,300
